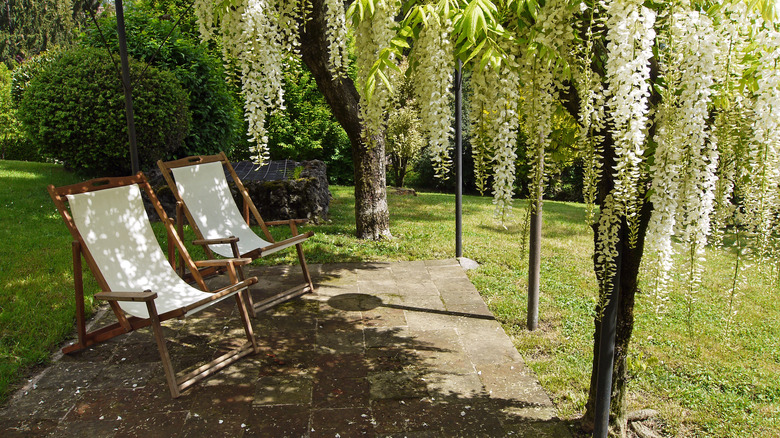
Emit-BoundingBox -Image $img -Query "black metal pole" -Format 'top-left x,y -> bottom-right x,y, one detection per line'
593,233 -> 623,437
115,0 -> 140,175
527,149 -> 544,331
455,60 -> 463,258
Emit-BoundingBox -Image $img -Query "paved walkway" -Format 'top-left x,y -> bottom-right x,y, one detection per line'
1,260 -> 571,437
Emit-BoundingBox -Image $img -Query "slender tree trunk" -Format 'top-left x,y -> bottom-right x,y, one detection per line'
559,36 -> 660,433
580,131 -> 652,437
299,1 -> 391,240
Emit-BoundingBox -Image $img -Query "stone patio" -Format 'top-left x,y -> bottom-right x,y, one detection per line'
1,259 -> 572,437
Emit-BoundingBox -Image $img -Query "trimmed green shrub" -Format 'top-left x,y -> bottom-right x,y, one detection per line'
4,52 -> 55,162
18,46 -> 190,175
10,48 -> 63,106
1,64 -> 23,160
82,9 -> 245,158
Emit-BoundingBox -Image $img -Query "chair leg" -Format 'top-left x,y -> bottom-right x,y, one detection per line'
296,243 -> 315,292
243,289 -> 257,318
235,293 -> 259,354
229,240 -> 257,318
235,264 -> 256,318
145,300 -> 181,398
72,242 -> 87,349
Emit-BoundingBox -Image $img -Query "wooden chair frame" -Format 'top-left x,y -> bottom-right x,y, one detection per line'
157,152 -> 315,315
48,173 -> 260,398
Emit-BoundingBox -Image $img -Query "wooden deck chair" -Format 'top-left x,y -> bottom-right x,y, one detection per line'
157,152 -> 315,315
48,173 -> 260,398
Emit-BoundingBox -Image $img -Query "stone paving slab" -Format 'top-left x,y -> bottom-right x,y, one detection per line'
1,260 -> 571,437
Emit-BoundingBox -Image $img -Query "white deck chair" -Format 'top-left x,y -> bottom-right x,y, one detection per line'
158,153 -> 315,315
48,173 -> 259,398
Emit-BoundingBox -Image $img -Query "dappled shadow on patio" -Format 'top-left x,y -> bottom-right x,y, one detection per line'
0,260 -> 572,437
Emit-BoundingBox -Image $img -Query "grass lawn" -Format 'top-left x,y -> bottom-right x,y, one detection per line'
1,160 -> 778,436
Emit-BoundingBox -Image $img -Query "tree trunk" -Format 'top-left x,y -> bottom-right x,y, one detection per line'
559,30 -> 660,433
398,156 -> 408,188
580,131 -> 652,437
299,1 -> 391,240
389,154 -> 408,188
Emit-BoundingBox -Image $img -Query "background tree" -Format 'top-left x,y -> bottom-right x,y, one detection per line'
0,63 -> 22,160
386,105 -> 424,188
266,55 -> 355,184
193,0 -> 391,240
386,59 -> 424,188
0,0 -> 98,67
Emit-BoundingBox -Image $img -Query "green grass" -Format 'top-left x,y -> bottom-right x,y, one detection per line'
0,161 -> 99,398
1,160 -> 778,437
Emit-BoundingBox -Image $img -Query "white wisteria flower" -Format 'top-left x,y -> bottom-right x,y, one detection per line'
411,15 -> 455,178
604,0 -> 656,232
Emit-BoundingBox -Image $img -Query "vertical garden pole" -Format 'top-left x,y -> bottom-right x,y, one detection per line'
527,144 -> 544,330
455,60 -> 463,258
115,0 -> 139,174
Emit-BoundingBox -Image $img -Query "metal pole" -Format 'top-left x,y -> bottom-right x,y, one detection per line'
593,233 -> 623,438
527,137 -> 545,330
455,60 -> 463,258
526,184 -> 543,330
115,0 -> 140,174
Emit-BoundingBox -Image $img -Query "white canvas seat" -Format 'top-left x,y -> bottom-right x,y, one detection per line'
170,161 -> 282,257
49,173 -> 260,398
67,184 -> 231,317
158,152 -> 315,314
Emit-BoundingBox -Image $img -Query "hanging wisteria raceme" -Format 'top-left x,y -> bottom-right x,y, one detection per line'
192,0 -> 215,41
468,48 -> 521,219
673,11 -> 719,250
707,2 -> 758,319
470,63 -> 500,195
323,0 -> 350,81
490,59 -> 521,219
193,0 -> 354,165
238,0 -> 291,164
520,0 -> 575,216
216,2 -> 246,74
743,22 -> 780,264
411,14 -> 454,178
603,0 -> 656,240
709,111 -> 738,249
708,1 -> 752,249
520,58 -> 554,216
595,193 -> 622,306
646,8 -> 720,303
354,0 -> 398,142
193,0 -> 295,164
646,65 -> 682,308
575,7 -> 606,225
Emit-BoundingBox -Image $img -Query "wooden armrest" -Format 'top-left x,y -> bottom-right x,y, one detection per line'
265,219 -> 308,226
193,258 -> 252,268
192,236 -> 239,246
95,290 -> 157,302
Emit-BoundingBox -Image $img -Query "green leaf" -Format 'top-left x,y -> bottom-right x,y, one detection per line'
376,68 -> 392,93
463,37 -> 487,65
479,45 -> 494,70
463,0 -> 487,44
391,37 -> 411,49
